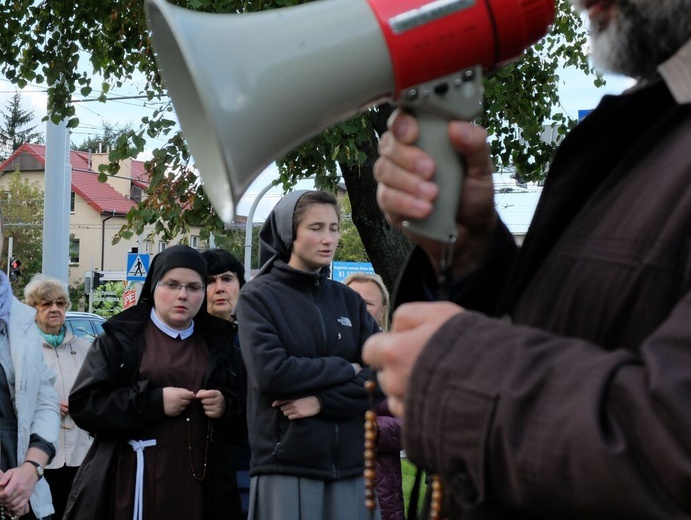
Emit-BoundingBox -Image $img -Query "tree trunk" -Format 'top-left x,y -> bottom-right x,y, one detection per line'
339,104 -> 413,294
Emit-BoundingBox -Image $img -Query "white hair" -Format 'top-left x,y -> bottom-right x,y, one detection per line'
571,0 -> 691,78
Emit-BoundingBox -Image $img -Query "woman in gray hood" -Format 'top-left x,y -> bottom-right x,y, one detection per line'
236,190 -> 383,520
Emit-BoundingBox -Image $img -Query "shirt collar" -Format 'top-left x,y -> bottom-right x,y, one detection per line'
149,308 -> 195,339
658,38 -> 691,104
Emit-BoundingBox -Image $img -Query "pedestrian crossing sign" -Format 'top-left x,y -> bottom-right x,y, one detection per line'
126,253 -> 150,282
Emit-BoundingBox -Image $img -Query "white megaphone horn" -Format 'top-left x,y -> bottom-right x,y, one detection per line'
145,0 -> 554,242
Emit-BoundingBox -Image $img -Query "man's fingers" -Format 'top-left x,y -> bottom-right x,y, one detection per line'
376,181 -> 434,226
388,110 -> 420,144
391,301 -> 463,332
448,121 -> 493,180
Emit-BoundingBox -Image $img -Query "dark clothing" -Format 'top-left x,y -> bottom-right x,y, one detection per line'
398,73 -> 691,518
65,303 -> 245,520
236,260 -> 382,481
112,324 -> 209,519
231,329 -> 251,520
44,466 -> 78,520
374,401 -> 405,520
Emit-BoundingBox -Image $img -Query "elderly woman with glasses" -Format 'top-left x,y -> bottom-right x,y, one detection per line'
64,245 -> 246,520
23,275 -> 93,520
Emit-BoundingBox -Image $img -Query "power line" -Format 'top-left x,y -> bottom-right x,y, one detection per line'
71,95 -> 150,103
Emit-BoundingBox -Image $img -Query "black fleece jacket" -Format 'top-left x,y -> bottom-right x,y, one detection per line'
237,261 -> 383,481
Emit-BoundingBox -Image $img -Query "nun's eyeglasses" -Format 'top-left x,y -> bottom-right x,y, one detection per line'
157,280 -> 204,294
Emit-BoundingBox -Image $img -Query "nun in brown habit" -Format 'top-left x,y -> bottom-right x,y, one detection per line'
65,245 -> 246,520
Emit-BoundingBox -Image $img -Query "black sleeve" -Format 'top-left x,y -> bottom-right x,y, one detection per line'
69,334 -> 166,437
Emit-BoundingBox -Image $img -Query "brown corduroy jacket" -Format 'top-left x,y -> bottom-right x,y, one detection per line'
396,70 -> 691,519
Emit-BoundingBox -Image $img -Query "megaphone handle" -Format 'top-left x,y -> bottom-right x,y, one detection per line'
402,112 -> 465,243
398,66 -> 484,244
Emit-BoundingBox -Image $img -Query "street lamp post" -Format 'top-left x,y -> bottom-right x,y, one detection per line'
244,182 -> 274,280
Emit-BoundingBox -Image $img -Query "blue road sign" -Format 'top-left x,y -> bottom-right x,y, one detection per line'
331,261 -> 374,283
578,109 -> 593,122
126,253 -> 151,282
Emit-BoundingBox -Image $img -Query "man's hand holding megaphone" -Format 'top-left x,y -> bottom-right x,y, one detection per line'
375,111 -> 497,283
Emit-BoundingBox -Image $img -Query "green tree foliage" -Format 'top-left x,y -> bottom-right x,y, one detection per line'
336,196 -> 368,263
69,280 -> 87,311
0,91 -> 43,162
0,171 -> 44,295
0,0 -> 599,289
72,121 -> 133,153
211,225 -> 261,273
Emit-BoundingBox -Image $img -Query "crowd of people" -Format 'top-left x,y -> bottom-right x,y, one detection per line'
3,0 -> 690,518
0,206 -> 397,520
0,196 -> 395,520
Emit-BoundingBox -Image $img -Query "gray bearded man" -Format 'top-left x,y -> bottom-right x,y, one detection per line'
364,0 -> 691,518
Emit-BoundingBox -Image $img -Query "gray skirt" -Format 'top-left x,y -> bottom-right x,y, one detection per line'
248,474 -> 381,520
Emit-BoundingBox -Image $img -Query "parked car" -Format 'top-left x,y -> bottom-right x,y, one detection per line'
65,311 -> 106,342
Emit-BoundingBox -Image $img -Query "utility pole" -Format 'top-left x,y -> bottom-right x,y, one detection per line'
42,118 -> 71,283
6,236 -> 12,273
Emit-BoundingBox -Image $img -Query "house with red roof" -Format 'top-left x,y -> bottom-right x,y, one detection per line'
0,143 -> 203,288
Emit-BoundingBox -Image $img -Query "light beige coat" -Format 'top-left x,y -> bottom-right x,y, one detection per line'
41,330 -> 93,468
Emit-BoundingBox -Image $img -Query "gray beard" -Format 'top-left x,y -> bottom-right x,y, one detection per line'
587,0 -> 691,79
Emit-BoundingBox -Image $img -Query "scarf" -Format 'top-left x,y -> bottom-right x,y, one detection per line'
39,326 -> 66,348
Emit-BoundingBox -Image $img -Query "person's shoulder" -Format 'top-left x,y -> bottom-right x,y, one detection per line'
240,272 -> 282,295
103,304 -> 149,330
64,331 -> 94,352
326,278 -> 359,299
10,296 -> 35,317
9,297 -> 38,330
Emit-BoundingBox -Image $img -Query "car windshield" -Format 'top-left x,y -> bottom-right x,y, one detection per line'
66,315 -> 105,342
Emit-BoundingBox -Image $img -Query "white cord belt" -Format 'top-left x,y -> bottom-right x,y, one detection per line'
128,439 -> 157,520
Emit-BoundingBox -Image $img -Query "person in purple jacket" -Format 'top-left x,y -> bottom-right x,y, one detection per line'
345,273 -> 404,520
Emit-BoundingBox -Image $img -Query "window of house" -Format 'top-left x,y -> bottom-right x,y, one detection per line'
158,241 -> 167,253
70,192 -> 75,213
69,238 -> 80,264
130,185 -> 143,203
143,240 -> 152,253
190,236 -> 199,249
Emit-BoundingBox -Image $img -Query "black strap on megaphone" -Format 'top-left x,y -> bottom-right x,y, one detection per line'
407,466 -> 430,520
406,243 -> 457,520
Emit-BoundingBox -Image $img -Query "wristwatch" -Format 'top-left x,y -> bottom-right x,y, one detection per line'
24,460 -> 44,480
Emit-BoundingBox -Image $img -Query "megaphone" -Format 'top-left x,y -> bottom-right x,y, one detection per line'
145,0 -> 554,242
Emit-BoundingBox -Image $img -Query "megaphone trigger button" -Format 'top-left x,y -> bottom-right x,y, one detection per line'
403,89 -> 419,101
434,83 -> 449,95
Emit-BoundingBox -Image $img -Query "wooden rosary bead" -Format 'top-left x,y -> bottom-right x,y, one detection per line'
186,414 -> 213,482
429,474 -> 445,520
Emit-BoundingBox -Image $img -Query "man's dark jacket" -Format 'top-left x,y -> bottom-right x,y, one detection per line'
397,74 -> 691,519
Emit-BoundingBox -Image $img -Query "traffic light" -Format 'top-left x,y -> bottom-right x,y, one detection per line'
9,259 -> 21,280
92,271 -> 103,289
